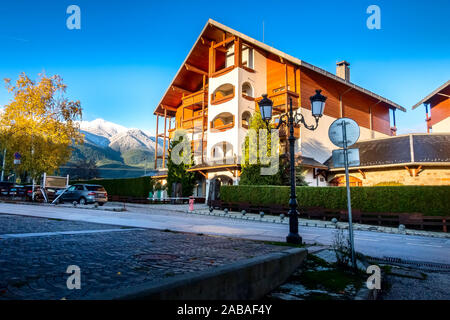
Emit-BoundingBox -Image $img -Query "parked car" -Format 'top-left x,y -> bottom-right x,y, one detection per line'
56,184 -> 108,205
0,182 -> 14,196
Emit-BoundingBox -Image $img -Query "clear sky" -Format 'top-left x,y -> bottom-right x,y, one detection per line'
0,0 -> 449,135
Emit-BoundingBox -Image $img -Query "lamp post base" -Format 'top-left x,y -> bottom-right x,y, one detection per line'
286,233 -> 302,245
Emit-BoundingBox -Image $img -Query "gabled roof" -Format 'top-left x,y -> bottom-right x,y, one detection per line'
412,80 -> 450,110
327,133 -> 450,170
154,19 -> 405,116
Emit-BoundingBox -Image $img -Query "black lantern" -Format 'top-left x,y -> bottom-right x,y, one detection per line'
310,89 -> 327,118
258,94 -> 273,121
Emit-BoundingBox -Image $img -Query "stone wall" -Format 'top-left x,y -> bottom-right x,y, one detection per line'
329,166 -> 450,186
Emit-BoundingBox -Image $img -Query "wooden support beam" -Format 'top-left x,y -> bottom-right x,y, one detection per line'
415,165 -> 423,177
234,37 -> 241,68
358,169 -> 366,179
161,104 -> 177,112
171,85 -> 193,95
225,167 -> 236,177
213,36 -> 235,49
154,115 -> 159,168
185,63 -> 208,76
405,166 -> 413,177
162,109 -> 167,169
198,170 -> 207,178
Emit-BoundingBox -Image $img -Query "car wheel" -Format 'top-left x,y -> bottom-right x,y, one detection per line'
79,197 -> 87,205
98,202 -> 105,206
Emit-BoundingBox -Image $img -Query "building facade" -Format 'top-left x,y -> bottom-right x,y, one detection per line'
152,19 -> 405,199
412,80 -> 450,133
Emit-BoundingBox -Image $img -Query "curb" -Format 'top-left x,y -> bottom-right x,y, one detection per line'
86,247 -> 307,300
187,209 -> 450,239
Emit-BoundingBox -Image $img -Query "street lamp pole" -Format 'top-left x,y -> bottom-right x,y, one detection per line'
286,97 -> 301,244
258,90 -> 327,244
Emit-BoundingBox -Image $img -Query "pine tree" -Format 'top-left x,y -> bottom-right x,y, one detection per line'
240,113 -> 282,185
166,133 -> 196,197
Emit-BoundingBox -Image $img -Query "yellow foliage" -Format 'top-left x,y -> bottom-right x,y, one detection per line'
0,73 -> 83,180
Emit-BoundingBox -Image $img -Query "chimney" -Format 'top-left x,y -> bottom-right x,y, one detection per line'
336,61 -> 350,82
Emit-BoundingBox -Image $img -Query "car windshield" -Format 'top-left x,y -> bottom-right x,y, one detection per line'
86,186 -> 106,192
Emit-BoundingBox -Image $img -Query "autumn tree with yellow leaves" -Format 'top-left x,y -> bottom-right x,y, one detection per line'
0,73 -> 83,182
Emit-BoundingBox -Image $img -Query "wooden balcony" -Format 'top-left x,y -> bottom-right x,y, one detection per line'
181,109 -> 208,132
181,88 -> 208,109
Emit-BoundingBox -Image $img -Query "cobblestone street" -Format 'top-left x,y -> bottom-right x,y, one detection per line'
0,214 -> 285,300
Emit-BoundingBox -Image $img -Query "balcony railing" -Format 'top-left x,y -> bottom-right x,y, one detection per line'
181,109 -> 208,132
181,88 -> 208,109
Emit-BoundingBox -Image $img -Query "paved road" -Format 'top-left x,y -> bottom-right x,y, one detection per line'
0,214 -> 285,299
1,202 -> 449,264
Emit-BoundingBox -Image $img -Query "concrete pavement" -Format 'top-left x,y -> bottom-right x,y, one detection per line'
0,202 -> 449,265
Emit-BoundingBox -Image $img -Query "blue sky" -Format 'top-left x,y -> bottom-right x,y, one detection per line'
0,0 -> 449,135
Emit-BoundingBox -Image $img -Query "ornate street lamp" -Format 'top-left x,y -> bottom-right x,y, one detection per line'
258,90 -> 327,244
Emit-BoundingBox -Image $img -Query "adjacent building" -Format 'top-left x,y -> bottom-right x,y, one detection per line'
152,19 -> 405,199
412,80 -> 450,133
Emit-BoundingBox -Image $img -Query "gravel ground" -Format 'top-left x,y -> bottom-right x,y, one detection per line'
383,271 -> 450,300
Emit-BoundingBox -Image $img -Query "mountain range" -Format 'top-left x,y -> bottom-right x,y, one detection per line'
63,119 -> 165,179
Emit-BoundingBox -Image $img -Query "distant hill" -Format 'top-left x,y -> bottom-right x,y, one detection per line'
62,119 -> 165,179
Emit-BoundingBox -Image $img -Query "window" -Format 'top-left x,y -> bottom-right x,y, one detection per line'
211,112 -> 234,132
241,111 -> 251,129
225,43 -> 235,68
211,142 -> 234,160
242,45 -> 254,69
211,83 -> 235,105
242,82 -> 253,98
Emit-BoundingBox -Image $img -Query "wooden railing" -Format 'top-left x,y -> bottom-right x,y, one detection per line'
181,88 -> 208,108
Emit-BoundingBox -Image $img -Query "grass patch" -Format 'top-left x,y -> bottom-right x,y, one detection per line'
301,269 -> 363,293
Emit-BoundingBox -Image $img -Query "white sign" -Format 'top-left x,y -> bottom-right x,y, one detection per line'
332,148 -> 360,167
328,118 -> 360,148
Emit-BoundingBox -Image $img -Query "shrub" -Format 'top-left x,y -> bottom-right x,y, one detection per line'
74,176 -> 154,198
220,185 -> 450,216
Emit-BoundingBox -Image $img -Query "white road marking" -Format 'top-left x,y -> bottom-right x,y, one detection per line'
354,238 -> 380,242
0,228 -> 144,239
406,243 -> 443,248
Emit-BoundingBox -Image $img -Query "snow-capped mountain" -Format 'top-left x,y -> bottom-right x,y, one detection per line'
77,118 -> 164,154
79,118 -> 128,139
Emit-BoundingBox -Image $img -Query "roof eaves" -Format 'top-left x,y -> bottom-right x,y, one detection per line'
411,80 -> 450,110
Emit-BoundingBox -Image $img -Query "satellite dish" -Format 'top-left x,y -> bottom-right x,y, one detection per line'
328,118 -> 360,148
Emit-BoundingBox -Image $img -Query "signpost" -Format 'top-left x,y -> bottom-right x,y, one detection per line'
329,118 -> 360,270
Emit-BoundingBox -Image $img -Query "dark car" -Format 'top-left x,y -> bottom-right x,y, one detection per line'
56,184 -> 108,205
0,182 -> 14,196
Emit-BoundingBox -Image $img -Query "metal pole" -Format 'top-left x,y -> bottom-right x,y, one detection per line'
1,148 -> 6,181
286,98 -> 302,244
342,120 -> 356,269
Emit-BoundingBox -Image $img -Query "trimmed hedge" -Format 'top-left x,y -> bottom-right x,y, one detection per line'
74,176 -> 154,198
220,185 -> 450,216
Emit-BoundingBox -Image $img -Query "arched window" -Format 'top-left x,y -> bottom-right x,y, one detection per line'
211,142 -> 234,161
210,112 -> 234,132
211,83 -> 235,105
242,82 -> 253,98
241,111 -> 251,129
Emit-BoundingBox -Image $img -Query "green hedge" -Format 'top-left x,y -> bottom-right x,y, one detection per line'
74,176 -> 154,198
220,185 -> 450,216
